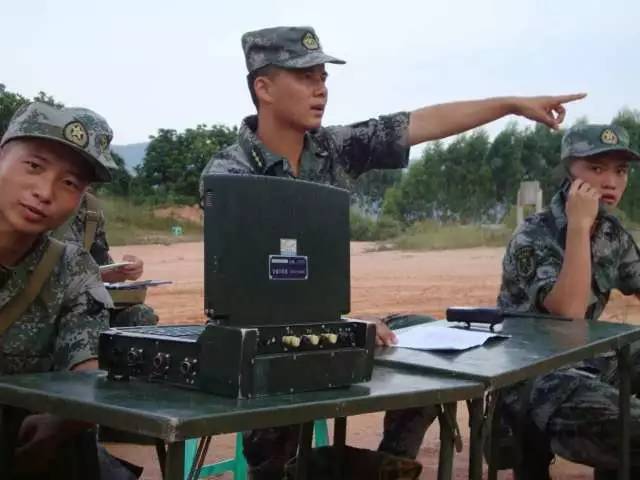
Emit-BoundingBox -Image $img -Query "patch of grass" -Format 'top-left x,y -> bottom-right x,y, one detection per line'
390,220 -> 512,251
350,209 -> 403,241
101,196 -> 202,246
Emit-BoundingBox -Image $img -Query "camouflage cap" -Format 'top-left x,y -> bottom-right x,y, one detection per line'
0,101 -> 117,182
241,26 -> 345,73
561,123 -> 640,163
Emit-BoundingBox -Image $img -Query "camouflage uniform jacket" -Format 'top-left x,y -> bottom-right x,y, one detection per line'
497,190 -> 640,426
200,112 -> 410,189
62,194 -> 113,266
0,236 -> 111,374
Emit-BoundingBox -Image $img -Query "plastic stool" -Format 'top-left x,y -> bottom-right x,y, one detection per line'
184,418 -> 330,479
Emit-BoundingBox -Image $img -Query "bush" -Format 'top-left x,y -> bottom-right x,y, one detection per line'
350,209 -> 376,241
350,210 -> 403,241
373,216 -> 403,239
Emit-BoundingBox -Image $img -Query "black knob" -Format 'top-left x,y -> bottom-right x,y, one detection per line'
180,358 -> 199,376
153,353 -> 171,371
338,331 -> 355,346
127,348 -> 143,365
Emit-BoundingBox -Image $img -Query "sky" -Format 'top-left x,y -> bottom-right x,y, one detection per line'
2,0 -> 639,155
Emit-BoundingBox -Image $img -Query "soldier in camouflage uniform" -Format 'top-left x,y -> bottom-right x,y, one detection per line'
200,25 -> 586,479
0,102 -> 139,479
498,124 -> 640,479
59,194 -> 159,328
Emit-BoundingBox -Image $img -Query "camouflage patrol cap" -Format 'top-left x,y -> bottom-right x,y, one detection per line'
241,26 -> 345,73
0,101 -> 117,182
561,123 -> 640,163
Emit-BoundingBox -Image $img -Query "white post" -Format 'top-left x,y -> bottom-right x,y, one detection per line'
516,181 -> 543,228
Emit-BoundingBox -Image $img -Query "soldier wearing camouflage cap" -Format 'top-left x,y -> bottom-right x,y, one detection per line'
0,102 -> 141,479
498,124 -> 640,478
200,24 -> 587,479
1,101 -> 118,182
561,123 -> 640,162
13,99 -> 163,336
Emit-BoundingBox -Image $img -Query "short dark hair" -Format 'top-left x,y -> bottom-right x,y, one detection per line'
568,152 -> 633,165
247,65 -> 277,110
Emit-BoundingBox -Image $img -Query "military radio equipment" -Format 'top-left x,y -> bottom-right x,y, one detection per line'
99,175 -> 375,398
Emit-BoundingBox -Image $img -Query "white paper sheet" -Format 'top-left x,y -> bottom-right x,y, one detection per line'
104,280 -> 173,290
393,324 -> 509,351
98,262 -> 134,273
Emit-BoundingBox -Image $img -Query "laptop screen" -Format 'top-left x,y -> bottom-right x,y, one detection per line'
203,174 -> 350,326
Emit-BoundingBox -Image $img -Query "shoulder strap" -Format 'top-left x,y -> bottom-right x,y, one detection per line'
52,205 -> 80,241
83,192 -> 101,251
51,192 -> 102,250
0,238 -> 66,335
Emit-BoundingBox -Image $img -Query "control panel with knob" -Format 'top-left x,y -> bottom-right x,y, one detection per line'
99,319 -> 375,398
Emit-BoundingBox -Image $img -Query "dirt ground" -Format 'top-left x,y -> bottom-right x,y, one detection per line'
105,242 -> 640,479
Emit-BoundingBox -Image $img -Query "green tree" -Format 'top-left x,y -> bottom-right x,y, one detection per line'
32,91 -> 64,108
0,84 -> 28,137
486,122 -> 523,204
135,124 -> 238,203
382,142 -> 444,222
97,151 -> 132,196
519,124 -> 563,202
351,169 -> 402,213
383,132 -> 493,223
0,85 -> 63,138
436,130 -> 493,222
613,108 -> 640,221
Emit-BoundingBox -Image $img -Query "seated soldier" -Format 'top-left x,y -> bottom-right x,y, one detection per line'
0,102 -> 140,479
56,191 -> 159,327
497,124 -> 640,479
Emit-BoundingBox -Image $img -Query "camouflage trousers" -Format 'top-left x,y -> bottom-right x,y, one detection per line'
546,376 -> 640,470
3,407 -> 139,479
109,304 -> 158,328
243,406 -> 439,479
502,352 -> 640,474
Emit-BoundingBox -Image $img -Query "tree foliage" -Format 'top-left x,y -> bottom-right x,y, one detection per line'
134,124 -> 238,203
613,109 -> 640,220
97,151 -> 132,196
0,85 -> 135,193
4,84 -> 640,224
383,113 -> 640,224
0,84 -> 28,137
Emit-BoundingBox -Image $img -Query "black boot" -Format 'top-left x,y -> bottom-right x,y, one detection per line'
512,420 -> 553,480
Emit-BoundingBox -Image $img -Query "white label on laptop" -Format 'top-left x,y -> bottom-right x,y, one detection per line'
269,255 -> 308,280
280,238 -> 297,256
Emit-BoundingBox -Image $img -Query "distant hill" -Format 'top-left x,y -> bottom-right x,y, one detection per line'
111,142 -> 148,173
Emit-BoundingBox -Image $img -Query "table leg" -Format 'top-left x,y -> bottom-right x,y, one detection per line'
165,441 -> 185,480
478,391 -> 500,480
155,439 -> 167,479
296,421 -> 314,480
437,403 -> 457,480
468,397 -> 484,480
333,417 -> 347,480
334,417 -> 347,446
618,344 -> 631,480
0,406 -> 9,477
